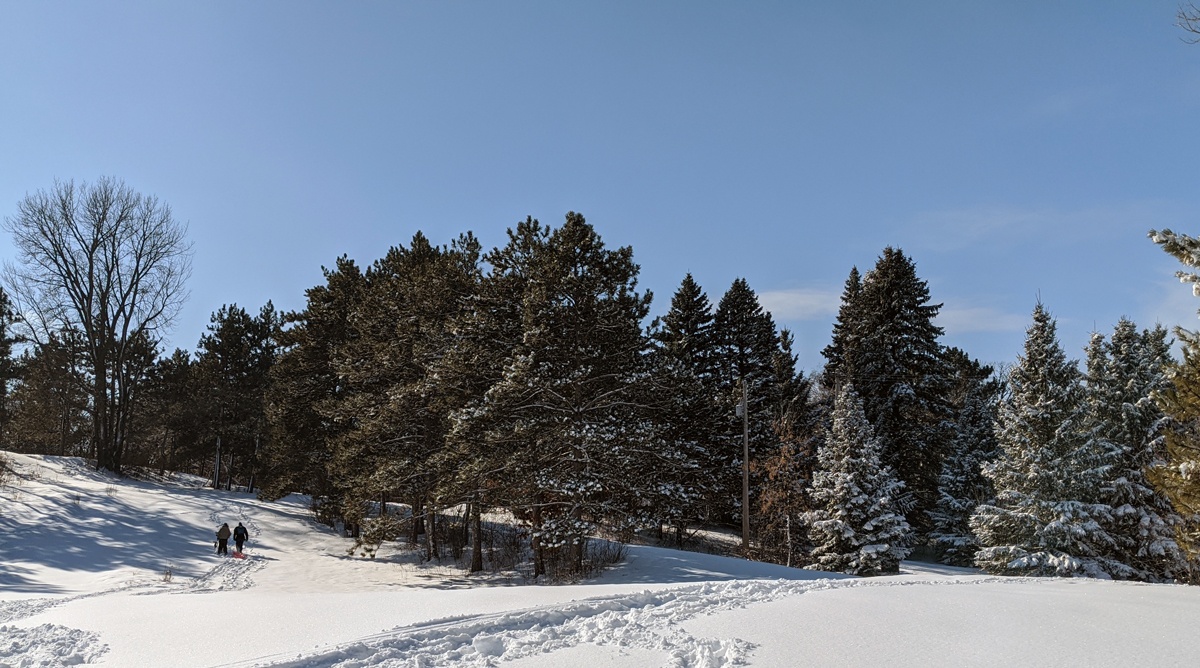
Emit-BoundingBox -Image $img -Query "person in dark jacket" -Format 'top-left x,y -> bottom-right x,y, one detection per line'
216,522 -> 231,556
233,522 -> 249,554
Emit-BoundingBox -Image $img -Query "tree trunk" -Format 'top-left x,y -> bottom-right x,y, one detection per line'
532,501 -> 545,578
213,436 -> 222,489
470,500 -> 484,573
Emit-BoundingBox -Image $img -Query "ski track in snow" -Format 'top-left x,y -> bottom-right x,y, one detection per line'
222,575 -> 1027,668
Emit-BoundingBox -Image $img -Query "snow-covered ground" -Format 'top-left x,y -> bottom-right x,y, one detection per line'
2,451 -> 1198,667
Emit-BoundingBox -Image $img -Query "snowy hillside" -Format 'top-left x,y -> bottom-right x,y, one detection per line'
2,452 -> 1199,667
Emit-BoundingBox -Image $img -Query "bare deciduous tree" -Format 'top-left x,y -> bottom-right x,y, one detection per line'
3,177 -> 192,474
1180,3 -> 1200,42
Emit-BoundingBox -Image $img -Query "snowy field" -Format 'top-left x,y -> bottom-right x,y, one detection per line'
2,452 -> 1199,667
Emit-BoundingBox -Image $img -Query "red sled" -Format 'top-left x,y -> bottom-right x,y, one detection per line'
232,551 -> 246,559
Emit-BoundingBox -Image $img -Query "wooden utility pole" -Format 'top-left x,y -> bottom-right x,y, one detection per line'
741,376 -> 749,552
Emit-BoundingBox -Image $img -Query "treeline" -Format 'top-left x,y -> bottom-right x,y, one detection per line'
3,210 -> 1199,582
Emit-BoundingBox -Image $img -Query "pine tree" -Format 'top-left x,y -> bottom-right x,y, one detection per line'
928,348 -> 1000,566
453,213 -> 652,575
1148,228 -> 1200,578
0,287 -> 20,447
713,278 -> 781,531
852,248 -> 952,536
328,232 -> 481,552
260,256 -> 364,513
6,329 -> 90,457
647,274 -> 723,544
820,266 -> 862,392
805,384 -> 912,575
971,304 -> 1114,577
195,302 -> 278,490
821,250 -> 952,536
1083,320 -> 1185,581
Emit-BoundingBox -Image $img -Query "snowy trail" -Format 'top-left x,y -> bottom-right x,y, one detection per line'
8,453 -> 1200,668
219,575 -> 1024,668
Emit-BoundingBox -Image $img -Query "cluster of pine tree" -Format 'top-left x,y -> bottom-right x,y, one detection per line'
257,214 -> 815,575
3,213 -> 1197,583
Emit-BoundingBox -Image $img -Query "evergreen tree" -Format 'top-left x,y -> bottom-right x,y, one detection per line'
1084,320 -> 1186,581
647,274 -> 723,544
138,349 -> 205,474
0,286 -> 21,447
196,302 -> 279,490
820,266 -> 862,392
452,213 -> 652,575
929,348 -> 1000,566
971,304 -> 1114,577
820,250 -> 951,535
713,278 -> 781,531
1148,228 -> 1200,578
261,256 -> 364,512
852,248 -> 952,536
6,330 -> 90,456
805,384 -> 911,575
325,232 -> 481,552
755,330 -> 820,566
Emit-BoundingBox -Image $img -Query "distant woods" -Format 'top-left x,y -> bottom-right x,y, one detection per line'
1,186 -> 1197,581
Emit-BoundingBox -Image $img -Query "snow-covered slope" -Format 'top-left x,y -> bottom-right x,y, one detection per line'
2,452 -> 1198,667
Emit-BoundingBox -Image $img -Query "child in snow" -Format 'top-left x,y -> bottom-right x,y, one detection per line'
233,522 -> 249,554
216,522 -> 231,556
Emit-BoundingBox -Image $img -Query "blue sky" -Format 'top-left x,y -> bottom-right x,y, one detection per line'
2,1 -> 1199,372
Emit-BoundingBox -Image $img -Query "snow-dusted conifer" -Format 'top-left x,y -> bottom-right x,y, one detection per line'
1147,228 -> 1200,578
830,249 -> 953,535
929,391 -> 996,565
806,384 -> 911,575
1084,320 -> 1185,581
928,349 -> 999,566
971,304 -> 1114,577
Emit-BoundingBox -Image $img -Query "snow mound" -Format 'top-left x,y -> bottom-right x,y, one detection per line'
0,623 -> 109,667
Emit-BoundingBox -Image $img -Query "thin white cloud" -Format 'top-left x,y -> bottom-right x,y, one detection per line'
909,201 -> 1175,253
1025,85 -> 1117,121
1140,278 -> 1200,335
757,287 -> 841,321
935,304 -> 1028,335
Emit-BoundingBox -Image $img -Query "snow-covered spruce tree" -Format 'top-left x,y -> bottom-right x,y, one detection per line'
971,304 -> 1115,577
1082,320 -> 1184,581
1148,228 -> 1200,577
928,348 -> 1000,566
806,384 -> 912,575
824,249 -> 953,536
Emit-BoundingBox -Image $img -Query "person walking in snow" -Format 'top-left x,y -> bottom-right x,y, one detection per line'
216,522 -> 231,556
233,522 -> 249,554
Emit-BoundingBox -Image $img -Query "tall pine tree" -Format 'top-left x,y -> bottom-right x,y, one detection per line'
713,278 -> 781,533
647,273 -> 723,544
1084,319 -> 1186,581
972,304 -> 1113,577
823,249 -> 952,535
